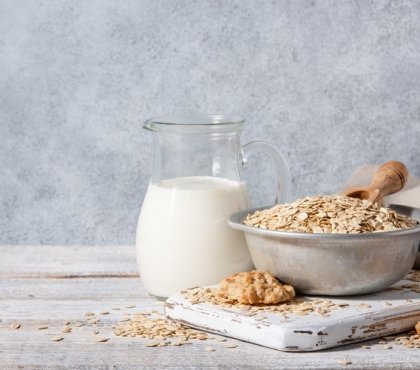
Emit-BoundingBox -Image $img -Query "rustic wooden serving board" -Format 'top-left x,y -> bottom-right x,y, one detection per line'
165,278 -> 420,352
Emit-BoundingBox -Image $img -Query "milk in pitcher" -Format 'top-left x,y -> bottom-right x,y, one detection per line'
136,176 -> 253,298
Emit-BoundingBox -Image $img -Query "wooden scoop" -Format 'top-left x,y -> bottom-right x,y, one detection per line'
342,161 -> 409,206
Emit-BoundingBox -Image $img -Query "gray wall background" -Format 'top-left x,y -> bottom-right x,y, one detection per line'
1,0 -> 420,245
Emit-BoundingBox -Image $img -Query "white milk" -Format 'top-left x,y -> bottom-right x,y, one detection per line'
136,176 -> 253,298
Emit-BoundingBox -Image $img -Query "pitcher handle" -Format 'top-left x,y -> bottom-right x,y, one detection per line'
242,141 -> 291,204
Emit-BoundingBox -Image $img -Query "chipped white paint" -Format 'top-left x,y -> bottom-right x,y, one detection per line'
165,280 -> 420,352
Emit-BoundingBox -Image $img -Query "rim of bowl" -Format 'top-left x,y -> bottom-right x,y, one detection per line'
228,207 -> 420,240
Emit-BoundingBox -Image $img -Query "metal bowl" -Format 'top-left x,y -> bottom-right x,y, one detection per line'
228,207 -> 420,296
388,204 -> 420,269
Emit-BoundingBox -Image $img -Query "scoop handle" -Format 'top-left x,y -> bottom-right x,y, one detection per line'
369,161 -> 409,198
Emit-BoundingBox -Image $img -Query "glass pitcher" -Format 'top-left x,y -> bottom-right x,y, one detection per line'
136,114 -> 291,298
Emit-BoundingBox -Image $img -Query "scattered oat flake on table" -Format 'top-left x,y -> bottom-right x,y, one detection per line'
357,303 -> 371,309
63,321 -> 70,325
52,336 -> 64,342
37,325 -> 48,330
10,323 -> 21,329
224,343 -> 238,348
145,342 -> 160,347
394,330 -> 420,348
125,304 -> 136,308
338,359 -> 352,366
73,322 -> 84,327
96,337 -> 109,343
205,347 -> 215,352
62,326 -> 72,333
100,310 -> 110,315
114,311 -> 210,345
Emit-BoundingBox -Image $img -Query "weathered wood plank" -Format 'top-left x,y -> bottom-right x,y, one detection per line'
1,295 -> 419,368
0,245 -> 138,278
0,246 -> 419,369
0,331 -> 418,370
0,278 -> 148,300
0,276 -> 419,369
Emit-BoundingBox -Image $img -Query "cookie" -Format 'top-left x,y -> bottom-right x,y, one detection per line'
217,270 -> 295,305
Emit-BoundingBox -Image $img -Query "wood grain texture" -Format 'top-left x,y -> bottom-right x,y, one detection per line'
0,245 -> 419,369
0,278 -> 148,299
0,245 -> 138,278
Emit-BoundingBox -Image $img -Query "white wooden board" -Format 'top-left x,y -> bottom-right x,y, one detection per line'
165,279 -> 420,352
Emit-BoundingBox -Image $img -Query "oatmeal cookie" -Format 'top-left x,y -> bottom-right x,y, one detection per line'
218,270 -> 295,305
416,321 -> 420,335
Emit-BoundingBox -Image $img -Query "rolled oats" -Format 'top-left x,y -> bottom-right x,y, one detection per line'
338,359 -> 352,366
224,343 -> 238,348
183,286 -> 346,317
244,195 -> 418,233
62,326 -> 72,333
394,329 -> 420,348
95,336 -> 110,343
114,311 -> 210,345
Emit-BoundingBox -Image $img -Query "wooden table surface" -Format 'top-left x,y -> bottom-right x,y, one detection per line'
0,245 -> 419,369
